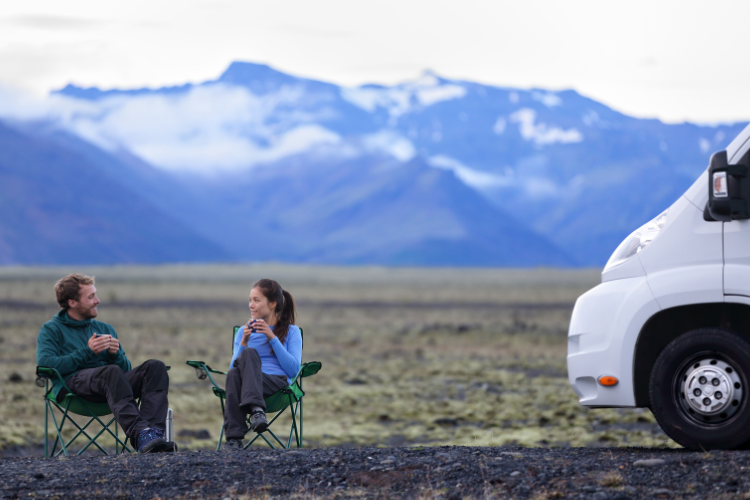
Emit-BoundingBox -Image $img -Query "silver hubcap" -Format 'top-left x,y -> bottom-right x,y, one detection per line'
680,358 -> 743,421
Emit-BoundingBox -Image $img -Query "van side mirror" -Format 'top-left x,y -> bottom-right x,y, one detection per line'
705,150 -> 750,221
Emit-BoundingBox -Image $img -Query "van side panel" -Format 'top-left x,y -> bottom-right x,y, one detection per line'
723,220 -> 750,296
638,195 -> 723,310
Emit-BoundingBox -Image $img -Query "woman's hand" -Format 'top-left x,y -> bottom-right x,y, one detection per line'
251,319 -> 276,341
241,320 -> 254,346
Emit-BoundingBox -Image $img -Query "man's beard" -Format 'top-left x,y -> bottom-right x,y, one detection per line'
74,306 -> 97,319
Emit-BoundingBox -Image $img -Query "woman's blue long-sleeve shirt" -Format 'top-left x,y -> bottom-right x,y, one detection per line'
229,324 -> 302,385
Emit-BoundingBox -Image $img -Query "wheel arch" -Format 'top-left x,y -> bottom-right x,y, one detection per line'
633,302 -> 750,407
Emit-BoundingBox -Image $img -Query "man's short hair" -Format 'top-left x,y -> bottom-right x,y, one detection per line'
55,274 -> 95,309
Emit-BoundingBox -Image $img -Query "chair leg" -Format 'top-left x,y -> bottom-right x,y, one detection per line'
245,433 -> 259,448
287,396 -> 300,449
44,399 -> 49,458
217,424 -> 225,451
89,415 -> 131,454
54,409 -> 108,456
53,402 -> 131,456
72,418 -> 110,456
245,425 -> 283,449
299,397 -> 303,448
47,401 -> 71,457
217,398 -> 226,451
244,406 -> 290,449
258,431 -> 279,449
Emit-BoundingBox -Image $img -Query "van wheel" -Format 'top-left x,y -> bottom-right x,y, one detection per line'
649,328 -> 750,450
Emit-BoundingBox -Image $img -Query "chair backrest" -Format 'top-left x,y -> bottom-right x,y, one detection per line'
232,325 -> 304,352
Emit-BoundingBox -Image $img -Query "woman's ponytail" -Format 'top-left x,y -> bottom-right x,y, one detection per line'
275,289 -> 296,345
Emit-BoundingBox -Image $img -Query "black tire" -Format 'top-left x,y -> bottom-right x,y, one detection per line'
649,327 -> 750,450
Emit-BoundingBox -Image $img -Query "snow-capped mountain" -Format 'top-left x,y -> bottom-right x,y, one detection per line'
0,62 -> 745,266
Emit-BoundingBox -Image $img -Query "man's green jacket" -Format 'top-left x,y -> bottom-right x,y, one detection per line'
36,310 -> 131,399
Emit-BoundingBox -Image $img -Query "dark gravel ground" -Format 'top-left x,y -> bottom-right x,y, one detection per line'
0,446 -> 748,499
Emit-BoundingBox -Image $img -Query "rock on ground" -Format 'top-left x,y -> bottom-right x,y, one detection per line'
0,446 -> 748,499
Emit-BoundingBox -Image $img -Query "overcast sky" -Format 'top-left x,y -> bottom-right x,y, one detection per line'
0,0 -> 748,124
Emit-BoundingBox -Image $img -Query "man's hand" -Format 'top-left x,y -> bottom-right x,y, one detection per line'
88,334 -> 111,355
107,336 -> 120,355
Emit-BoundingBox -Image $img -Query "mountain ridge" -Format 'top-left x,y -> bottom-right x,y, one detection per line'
2,61 -> 746,266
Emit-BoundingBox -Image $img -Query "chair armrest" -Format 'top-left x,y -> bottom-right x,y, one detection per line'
36,366 -> 60,378
186,360 -> 226,390
186,360 -> 227,375
290,361 -> 322,385
35,366 -> 74,394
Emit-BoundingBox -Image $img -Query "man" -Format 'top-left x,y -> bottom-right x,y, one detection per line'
36,273 -> 174,453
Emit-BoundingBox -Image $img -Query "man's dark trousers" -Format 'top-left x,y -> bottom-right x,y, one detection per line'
224,348 -> 287,439
62,359 -> 169,445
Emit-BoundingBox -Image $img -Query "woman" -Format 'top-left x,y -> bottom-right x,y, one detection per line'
223,279 -> 302,450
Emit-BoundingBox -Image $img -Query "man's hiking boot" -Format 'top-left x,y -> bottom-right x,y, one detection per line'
250,411 -> 268,433
163,441 -> 178,452
137,428 -> 167,453
223,438 -> 244,452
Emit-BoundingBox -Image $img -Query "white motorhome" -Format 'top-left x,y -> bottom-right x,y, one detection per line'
568,123 -> 750,450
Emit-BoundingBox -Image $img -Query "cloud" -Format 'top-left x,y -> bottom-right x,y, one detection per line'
4,15 -> 101,30
0,83 -> 343,172
132,123 -> 341,172
428,155 -> 511,189
427,154 -> 573,200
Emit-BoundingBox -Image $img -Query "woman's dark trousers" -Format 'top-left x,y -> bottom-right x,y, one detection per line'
224,347 -> 287,439
62,359 -> 169,445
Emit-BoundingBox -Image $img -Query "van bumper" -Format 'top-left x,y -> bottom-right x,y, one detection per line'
567,276 -> 660,407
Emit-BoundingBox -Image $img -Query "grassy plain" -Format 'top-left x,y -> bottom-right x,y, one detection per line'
0,264 -> 676,453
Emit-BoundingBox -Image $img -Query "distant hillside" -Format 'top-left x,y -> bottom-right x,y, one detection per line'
159,155 -> 575,266
0,121 -> 229,265
0,61 -> 745,266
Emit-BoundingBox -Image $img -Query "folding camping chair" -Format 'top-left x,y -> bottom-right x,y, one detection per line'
36,366 -> 132,457
36,365 -> 171,457
186,326 -> 321,450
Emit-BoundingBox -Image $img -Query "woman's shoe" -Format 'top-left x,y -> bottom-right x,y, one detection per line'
250,411 -> 268,433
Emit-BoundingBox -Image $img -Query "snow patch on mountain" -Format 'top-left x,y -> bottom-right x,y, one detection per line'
510,108 -> 583,145
493,117 -> 507,135
341,74 -> 467,116
415,84 -> 466,106
532,91 -> 562,108
340,87 -> 410,116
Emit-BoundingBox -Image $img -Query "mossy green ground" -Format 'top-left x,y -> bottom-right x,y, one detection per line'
0,265 -> 677,452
